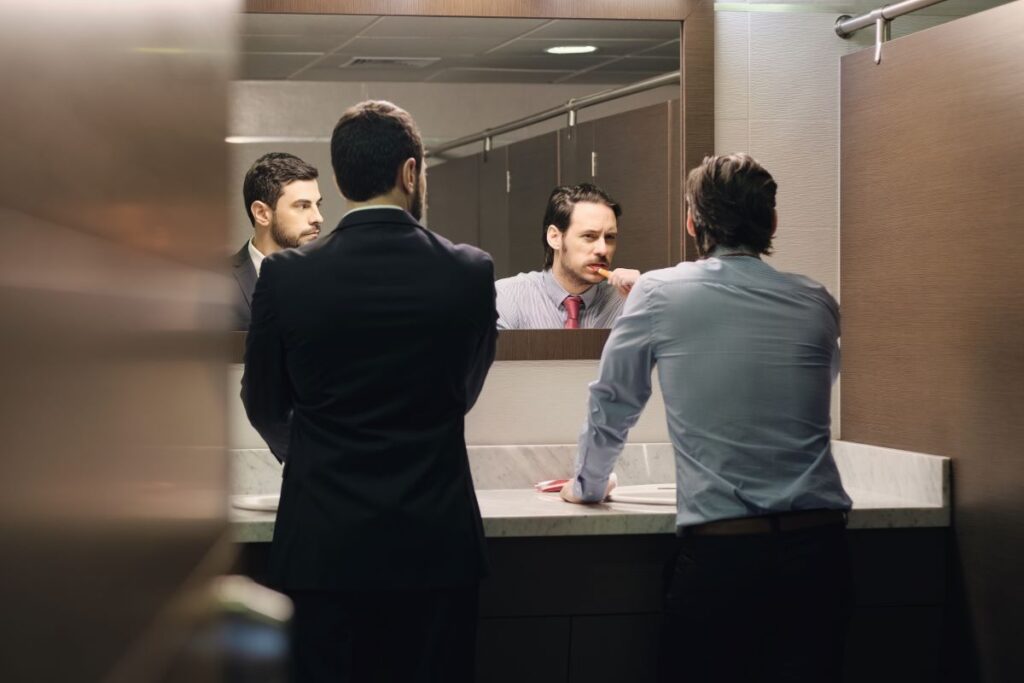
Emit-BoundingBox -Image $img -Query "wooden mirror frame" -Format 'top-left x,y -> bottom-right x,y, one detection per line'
240,0 -> 713,361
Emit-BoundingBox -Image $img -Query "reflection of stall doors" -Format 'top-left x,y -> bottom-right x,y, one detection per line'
428,100 -> 682,278
839,2 -> 1024,679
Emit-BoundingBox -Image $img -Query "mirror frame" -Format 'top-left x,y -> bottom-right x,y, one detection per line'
240,0 -> 714,360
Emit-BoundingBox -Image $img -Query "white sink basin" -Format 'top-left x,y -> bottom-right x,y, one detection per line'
232,493 -> 280,511
608,483 -> 677,506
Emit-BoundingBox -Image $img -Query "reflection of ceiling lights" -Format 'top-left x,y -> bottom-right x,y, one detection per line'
545,45 -> 597,55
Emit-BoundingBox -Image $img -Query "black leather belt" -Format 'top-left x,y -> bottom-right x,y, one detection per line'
680,509 -> 847,537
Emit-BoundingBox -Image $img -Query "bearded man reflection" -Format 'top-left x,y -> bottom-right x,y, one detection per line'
495,183 -> 640,329
231,152 -> 323,329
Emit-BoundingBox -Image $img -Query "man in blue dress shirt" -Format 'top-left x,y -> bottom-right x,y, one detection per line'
561,153 -> 854,682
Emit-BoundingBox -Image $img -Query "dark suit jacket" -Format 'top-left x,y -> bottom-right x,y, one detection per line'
241,208 -> 497,591
231,242 -> 257,330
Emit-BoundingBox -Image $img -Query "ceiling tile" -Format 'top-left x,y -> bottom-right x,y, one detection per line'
428,68 -> 573,84
290,65 -> 444,83
529,19 -> 680,41
558,70 -> 664,85
492,38 -> 666,58
364,16 -> 549,39
242,34 -> 348,53
241,13 -> 378,36
238,52 -> 323,80
635,40 -> 681,57
330,36 -> 499,59
599,56 -> 680,72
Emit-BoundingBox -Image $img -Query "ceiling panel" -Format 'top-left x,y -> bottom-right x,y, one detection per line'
364,16 -> 549,38
559,69 -> 668,84
491,38 -> 664,58
528,19 -> 680,40
242,34 -> 348,53
242,13 -> 378,36
429,69 -> 574,84
291,65 -> 446,82
237,14 -> 678,85
330,36 -> 501,59
635,40 -> 682,57
238,52 -> 322,80
463,53 -> 608,70
598,56 -> 681,72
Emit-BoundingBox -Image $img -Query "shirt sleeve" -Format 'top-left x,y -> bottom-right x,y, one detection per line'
240,256 -> 293,463
572,279 -> 656,501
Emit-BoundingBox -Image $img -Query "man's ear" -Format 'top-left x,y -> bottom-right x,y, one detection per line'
546,225 -> 562,251
251,200 -> 272,228
401,157 -> 417,194
685,211 -> 696,238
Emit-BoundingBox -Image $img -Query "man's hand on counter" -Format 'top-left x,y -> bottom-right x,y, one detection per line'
560,473 -> 618,504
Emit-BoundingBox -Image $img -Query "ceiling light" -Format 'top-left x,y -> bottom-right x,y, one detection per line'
545,45 -> 597,55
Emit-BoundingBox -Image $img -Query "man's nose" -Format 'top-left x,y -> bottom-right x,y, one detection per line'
312,207 -> 324,225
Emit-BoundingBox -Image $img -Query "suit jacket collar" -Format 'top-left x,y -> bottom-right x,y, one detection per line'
231,241 -> 257,308
337,206 -> 423,232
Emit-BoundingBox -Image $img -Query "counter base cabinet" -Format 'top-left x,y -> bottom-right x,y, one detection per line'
235,528 -> 946,683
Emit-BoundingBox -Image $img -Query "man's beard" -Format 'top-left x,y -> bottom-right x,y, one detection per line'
409,175 -> 427,221
270,216 -> 303,249
558,249 -> 596,290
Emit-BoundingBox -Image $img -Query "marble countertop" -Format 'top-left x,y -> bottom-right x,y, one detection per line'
230,440 -> 951,543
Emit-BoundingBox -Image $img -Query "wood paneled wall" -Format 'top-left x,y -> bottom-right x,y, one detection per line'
839,2 -> 1024,680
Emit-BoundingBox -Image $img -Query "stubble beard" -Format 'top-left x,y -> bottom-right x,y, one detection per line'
270,216 -> 303,250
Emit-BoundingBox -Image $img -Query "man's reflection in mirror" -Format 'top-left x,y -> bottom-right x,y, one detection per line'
495,183 -> 639,329
231,153 -> 323,329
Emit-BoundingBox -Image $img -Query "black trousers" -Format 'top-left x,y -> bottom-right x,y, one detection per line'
287,584 -> 479,683
659,523 -> 854,683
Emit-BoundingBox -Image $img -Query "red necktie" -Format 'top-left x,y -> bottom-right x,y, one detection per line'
563,295 -> 583,329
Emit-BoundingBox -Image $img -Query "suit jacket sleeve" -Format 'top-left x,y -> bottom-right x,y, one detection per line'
240,256 -> 292,462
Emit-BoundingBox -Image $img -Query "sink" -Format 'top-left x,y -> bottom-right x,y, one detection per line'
232,493 -> 280,511
608,483 -> 676,506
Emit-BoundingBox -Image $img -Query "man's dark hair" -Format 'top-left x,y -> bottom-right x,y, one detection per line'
541,183 -> 622,269
685,153 -> 778,258
242,152 -> 319,227
331,100 -> 424,202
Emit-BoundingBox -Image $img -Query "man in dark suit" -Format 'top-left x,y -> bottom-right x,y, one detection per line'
241,101 -> 497,683
232,152 -> 322,328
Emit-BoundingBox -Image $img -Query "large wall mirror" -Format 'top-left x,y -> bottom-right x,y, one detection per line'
231,1 -> 711,359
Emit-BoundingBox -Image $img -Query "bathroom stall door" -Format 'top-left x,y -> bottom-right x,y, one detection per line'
478,147 -> 511,278
507,132 -> 559,275
426,154 -> 480,246
839,1 -> 1024,680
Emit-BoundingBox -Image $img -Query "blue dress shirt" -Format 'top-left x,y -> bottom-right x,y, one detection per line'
571,247 -> 852,527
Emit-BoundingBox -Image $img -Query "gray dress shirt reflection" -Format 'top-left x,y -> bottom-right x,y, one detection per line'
572,247 -> 852,527
495,269 -> 626,329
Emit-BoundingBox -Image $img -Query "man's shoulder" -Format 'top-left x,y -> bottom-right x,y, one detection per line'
495,270 -> 545,292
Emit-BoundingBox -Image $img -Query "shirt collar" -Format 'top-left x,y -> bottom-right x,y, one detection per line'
248,238 -> 266,276
342,204 -> 406,220
707,244 -> 761,260
542,268 -> 600,311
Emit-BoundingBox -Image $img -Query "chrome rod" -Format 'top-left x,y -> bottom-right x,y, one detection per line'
426,70 -> 680,157
835,0 -> 947,38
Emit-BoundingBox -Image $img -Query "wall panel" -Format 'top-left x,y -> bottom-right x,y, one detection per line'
840,2 -> 1024,679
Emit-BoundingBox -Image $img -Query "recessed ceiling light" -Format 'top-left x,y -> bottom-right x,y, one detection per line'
545,45 -> 597,55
